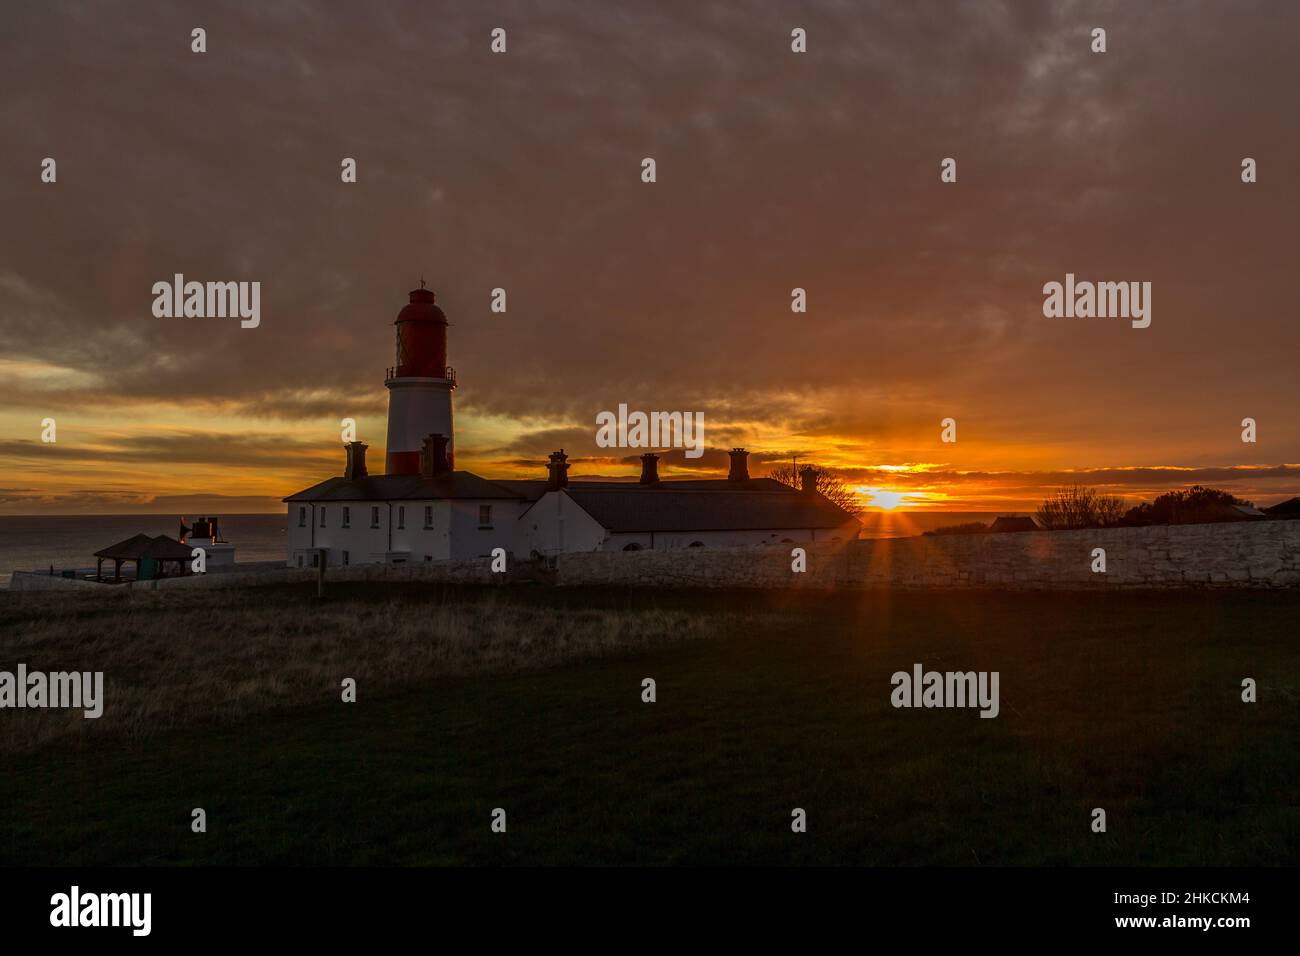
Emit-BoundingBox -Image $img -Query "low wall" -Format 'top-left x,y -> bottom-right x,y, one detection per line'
8,571 -> 107,591
12,521 -> 1299,595
8,558 -> 515,594
131,557 -> 504,591
554,520 -> 1300,590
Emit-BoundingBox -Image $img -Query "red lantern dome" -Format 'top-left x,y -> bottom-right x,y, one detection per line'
392,282 -> 448,378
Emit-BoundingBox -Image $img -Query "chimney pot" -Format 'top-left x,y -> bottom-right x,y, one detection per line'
344,441 -> 369,480
639,453 -> 661,485
727,447 -> 750,482
546,449 -> 570,490
799,465 -> 818,494
420,433 -> 451,478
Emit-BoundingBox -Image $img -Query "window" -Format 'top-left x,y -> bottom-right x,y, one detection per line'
319,508 -> 326,528
397,506 -> 405,529
371,506 -> 380,529
423,506 -> 433,529
479,504 -> 492,528
623,543 -> 642,551
296,554 -> 303,568
342,507 -> 351,528
311,553 -> 320,567
298,507 -> 306,527
424,555 -> 432,562
342,550 -> 350,565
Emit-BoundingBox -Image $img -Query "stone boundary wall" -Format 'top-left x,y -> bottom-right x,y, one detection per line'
11,521 -> 1300,593
554,520 -> 1300,590
8,572 -> 106,592
10,559 -> 502,592
130,558 -> 502,591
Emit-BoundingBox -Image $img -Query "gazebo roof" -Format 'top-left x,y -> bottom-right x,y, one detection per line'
94,533 -> 192,561
94,533 -> 157,560
139,535 -> 196,561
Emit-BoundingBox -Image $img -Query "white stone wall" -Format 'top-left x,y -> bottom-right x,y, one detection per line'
515,490 -> 863,555
602,522 -> 860,552
515,491 -> 609,556
447,498 -> 523,560
21,520 -> 1300,594
286,498 -> 523,567
553,521 -> 1300,590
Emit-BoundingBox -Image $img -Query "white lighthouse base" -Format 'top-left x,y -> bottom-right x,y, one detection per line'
385,376 -> 455,473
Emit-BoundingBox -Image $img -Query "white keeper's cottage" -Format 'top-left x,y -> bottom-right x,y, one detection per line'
284,284 -> 861,568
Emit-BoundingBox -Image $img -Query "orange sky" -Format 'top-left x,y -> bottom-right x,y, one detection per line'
5,386 -> 1297,515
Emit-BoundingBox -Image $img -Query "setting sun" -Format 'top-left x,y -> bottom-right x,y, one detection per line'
859,487 -> 906,510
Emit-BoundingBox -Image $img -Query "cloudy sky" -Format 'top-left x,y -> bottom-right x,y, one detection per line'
2,0 -> 1298,514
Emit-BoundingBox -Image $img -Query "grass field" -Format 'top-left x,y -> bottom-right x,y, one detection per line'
1,583 -> 1297,865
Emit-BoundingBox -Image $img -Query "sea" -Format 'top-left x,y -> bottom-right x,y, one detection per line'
0,512 -> 1020,586
0,514 -> 289,586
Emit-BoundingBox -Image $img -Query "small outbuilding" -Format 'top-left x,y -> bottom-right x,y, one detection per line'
94,534 -> 194,583
1264,496 -> 1300,519
988,516 -> 1040,533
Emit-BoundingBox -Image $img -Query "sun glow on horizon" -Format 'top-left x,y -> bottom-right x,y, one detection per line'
856,487 -> 907,510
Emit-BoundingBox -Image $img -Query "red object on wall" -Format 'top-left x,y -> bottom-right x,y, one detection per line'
393,285 -> 448,377
386,451 -> 422,475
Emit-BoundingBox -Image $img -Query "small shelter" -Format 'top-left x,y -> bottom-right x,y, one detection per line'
94,534 -> 194,583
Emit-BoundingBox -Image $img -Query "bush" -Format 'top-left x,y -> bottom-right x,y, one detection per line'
1036,484 -> 1125,530
1122,485 -> 1253,526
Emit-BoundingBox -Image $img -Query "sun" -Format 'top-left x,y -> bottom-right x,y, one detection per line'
857,487 -> 906,510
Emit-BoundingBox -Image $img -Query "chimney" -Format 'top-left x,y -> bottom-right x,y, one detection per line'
727,447 -> 750,482
799,465 -> 818,494
420,433 -> 450,479
546,449 -> 570,490
639,453 -> 660,485
344,441 -> 369,479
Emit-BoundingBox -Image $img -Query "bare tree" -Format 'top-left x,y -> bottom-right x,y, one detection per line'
1036,484 -> 1125,530
768,463 -> 863,515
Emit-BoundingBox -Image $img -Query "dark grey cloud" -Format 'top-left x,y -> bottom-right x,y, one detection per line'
0,432 -> 337,469
1,1 -> 1298,465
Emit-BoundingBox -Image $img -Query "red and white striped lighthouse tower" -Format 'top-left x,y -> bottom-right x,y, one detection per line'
384,281 -> 456,475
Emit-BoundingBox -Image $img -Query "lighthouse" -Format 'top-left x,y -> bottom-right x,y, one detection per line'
284,279 -> 862,570
384,282 -> 456,474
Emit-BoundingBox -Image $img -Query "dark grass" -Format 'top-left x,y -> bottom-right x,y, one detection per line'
1,585 -> 1297,865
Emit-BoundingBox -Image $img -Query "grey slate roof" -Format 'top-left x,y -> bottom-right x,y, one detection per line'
284,471 -> 525,502
989,516 -> 1039,533
562,485 -> 858,533
285,472 -> 859,535
492,479 -> 550,500
468,476 -> 795,503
